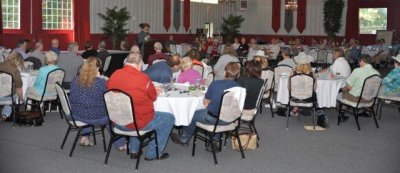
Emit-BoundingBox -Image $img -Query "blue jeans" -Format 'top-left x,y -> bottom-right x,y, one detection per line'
117,111 -> 175,159
69,115 -> 126,148
0,95 -> 16,117
180,109 -> 229,144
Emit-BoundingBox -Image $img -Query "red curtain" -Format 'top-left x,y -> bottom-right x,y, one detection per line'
296,0 -> 306,34
73,0 -> 91,48
183,0 -> 190,32
271,0 -> 281,33
164,0 -> 172,32
345,0 -> 359,39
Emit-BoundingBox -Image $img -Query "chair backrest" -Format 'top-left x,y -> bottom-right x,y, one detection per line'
253,80 -> 268,114
317,49 -> 328,63
0,54 -> 4,62
204,72 -> 214,86
182,43 -> 191,56
152,59 -> 166,65
104,89 -> 140,131
261,69 -> 274,94
103,56 -> 112,72
42,69 -> 65,100
219,91 -> 242,123
206,45 -> 213,54
193,64 -> 204,78
360,75 -> 382,102
54,83 -> 79,126
289,74 -> 314,101
344,49 -> 352,62
24,61 -> 33,70
274,65 -> 293,91
25,57 -> 42,70
0,71 -> 13,98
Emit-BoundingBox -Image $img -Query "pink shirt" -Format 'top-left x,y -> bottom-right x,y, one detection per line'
177,69 -> 202,84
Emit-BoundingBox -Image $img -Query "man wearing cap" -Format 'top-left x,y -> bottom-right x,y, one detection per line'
381,55 -> 400,97
339,54 -> 380,120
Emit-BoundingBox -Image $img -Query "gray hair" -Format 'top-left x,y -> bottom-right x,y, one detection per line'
45,51 -> 58,64
154,42 -> 163,50
68,42 -> 79,52
125,53 -> 143,65
98,41 -> 106,49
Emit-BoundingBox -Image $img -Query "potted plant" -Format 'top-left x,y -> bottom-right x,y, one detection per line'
98,6 -> 131,49
323,0 -> 344,38
220,14 -> 245,43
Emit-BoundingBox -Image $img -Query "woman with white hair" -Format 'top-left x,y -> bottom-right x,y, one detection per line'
177,57 -> 202,84
31,51 -> 60,96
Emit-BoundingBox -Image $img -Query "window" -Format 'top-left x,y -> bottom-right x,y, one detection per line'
42,0 -> 73,30
1,0 -> 20,29
359,8 -> 387,34
190,0 -> 218,4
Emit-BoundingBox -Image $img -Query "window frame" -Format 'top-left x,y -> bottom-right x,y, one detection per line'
358,7 -> 388,35
41,0 -> 74,31
1,0 -> 21,30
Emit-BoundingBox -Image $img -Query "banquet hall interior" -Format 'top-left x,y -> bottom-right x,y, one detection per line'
0,0 -> 399,173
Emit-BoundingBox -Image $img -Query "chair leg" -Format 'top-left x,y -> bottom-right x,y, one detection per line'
224,132 -> 228,147
286,106 -> 290,129
337,103 -> 342,126
12,104 -> 16,127
209,134 -> 218,165
353,108 -> 361,131
101,126 -> 106,152
104,136 -> 115,165
60,125 -> 72,149
259,100 -> 263,114
371,108 -> 379,128
270,100 -> 275,118
57,99 -> 63,119
126,137 -> 130,156
69,128 -> 82,157
312,108 -> 316,130
135,141 -> 143,170
191,128 -> 198,157
378,100 -> 384,120
234,129 -> 246,160
154,131 -> 160,159
251,120 -> 260,140
92,126 -> 97,145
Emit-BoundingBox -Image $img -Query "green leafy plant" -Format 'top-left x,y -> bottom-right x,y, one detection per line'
98,6 -> 131,49
323,0 -> 344,38
220,14 -> 245,43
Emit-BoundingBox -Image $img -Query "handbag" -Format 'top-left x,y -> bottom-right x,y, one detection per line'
231,132 -> 258,150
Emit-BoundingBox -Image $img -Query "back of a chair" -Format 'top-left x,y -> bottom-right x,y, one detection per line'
54,83 -> 77,126
103,56 -> 112,73
104,90 -> 138,132
0,71 -> 13,98
219,91 -> 242,123
289,74 -> 314,101
261,69 -> 274,94
169,44 -> 177,54
193,64 -> 204,78
25,57 -> 42,70
344,49 -> 352,62
254,80 -> 268,114
43,69 -> 65,98
317,49 -> 328,64
274,65 -> 292,91
206,45 -> 213,55
152,59 -> 166,65
204,72 -> 214,86
360,75 -> 382,103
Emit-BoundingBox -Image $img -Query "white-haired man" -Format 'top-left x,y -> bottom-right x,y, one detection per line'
146,42 -> 169,66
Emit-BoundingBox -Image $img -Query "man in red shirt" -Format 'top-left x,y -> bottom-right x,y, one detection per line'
107,53 -> 175,161
146,42 -> 169,66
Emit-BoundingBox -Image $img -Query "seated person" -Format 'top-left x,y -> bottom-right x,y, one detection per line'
381,55 -> 400,97
328,47 -> 351,78
232,37 -> 240,50
0,52 -> 24,121
237,61 -> 264,111
144,54 -> 181,83
253,50 -> 269,69
164,35 -> 176,52
340,54 -> 380,120
372,39 -> 389,69
69,57 -> 126,149
278,49 -> 296,69
237,37 -> 249,57
214,45 -> 239,80
81,41 -> 98,59
170,62 -> 242,150
291,53 -> 315,116
57,42 -> 83,89
177,57 -> 202,84
27,51 -> 60,97
29,41 -> 46,66
97,41 -> 110,65
266,38 -> 280,60
188,49 -> 203,66
107,53 -> 175,160
147,42 -> 169,66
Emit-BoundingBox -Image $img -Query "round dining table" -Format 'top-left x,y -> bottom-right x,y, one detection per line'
276,75 -> 345,108
154,83 -> 205,126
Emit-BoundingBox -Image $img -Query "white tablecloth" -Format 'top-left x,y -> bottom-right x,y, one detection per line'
154,84 -> 205,126
361,48 -> 379,57
21,73 -> 37,100
276,75 -> 345,108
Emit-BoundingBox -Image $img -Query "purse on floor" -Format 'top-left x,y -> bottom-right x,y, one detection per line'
231,132 -> 258,150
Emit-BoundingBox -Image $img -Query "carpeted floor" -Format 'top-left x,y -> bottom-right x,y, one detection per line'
0,104 -> 399,173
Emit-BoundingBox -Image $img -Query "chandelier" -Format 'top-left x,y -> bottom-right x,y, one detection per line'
285,0 -> 298,11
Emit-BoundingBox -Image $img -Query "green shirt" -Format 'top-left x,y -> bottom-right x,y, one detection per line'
346,64 -> 380,97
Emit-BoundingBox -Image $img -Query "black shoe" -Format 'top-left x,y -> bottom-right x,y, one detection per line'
170,133 -> 188,147
145,153 -> 169,161
205,142 -> 221,153
357,112 -> 370,117
340,115 -> 349,122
